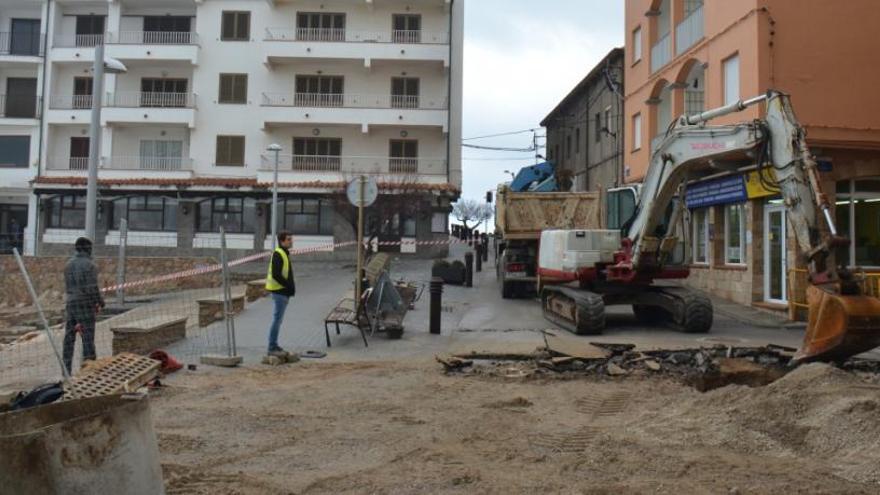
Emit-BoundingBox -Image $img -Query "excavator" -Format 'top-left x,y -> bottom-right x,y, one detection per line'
538,90 -> 880,364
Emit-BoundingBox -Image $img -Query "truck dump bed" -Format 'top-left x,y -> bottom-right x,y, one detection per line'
495,186 -> 603,240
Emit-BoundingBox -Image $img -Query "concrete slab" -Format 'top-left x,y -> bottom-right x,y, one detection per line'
200,354 -> 244,368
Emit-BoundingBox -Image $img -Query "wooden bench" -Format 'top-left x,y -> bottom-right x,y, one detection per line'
197,293 -> 245,327
323,293 -> 369,348
111,316 -> 188,355
246,279 -> 267,302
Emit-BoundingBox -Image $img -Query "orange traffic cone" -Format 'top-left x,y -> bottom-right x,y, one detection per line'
149,350 -> 183,373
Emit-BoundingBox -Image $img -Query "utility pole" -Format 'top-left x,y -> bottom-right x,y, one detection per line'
84,42 -> 105,240
267,144 -> 282,250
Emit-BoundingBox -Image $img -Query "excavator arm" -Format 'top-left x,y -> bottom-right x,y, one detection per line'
616,90 -> 880,363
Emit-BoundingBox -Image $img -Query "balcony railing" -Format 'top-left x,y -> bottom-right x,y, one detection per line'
0,94 -> 41,118
264,27 -> 449,44
53,34 -> 106,48
48,156 -> 192,171
262,92 -> 447,110
48,94 -> 94,110
260,155 -> 447,175
103,156 -> 192,171
675,5 -> 704,56
108,92 -> 196,108
684,90 -> 705,116
111,31 -> 198,45
651,32 -> 671,73
0,32 -> 44,56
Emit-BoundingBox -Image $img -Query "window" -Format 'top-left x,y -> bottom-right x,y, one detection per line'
594,112 -> 602,142
274,198 -> 334,236
632,27 -> 642,63
47,195 -> 86,229
69,137 -> 90,170
835,178 -> 880,267
566,135 -> 572,158
432,212 -> 447,233
221,11 -> 250,41
140,140 -> 183,170
75,15 -> 105,46
390,139 -> 418,173
723,54 -> 740,105
725,203 -> 746,264
575,128 -> 580,153
604,106 -> 612,135
606,188 -> 637,230
292,137 -> 342,171
198,197 -> 256,233
391,77 -> 420,108
392,14 -> 422,43
219,74 -> 247,104
295,75 -> 343,107
112,196 -> 177,232
632,113 -> 642,151
216,136 -> 245,166
0,136 -> 30,168
296,13 -> 345,41
692,208 -> 709,264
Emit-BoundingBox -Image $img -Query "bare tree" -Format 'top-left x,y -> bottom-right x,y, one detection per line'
452,199 -> 492,230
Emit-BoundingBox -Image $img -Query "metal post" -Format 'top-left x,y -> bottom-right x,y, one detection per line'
85,42 -> 105,241
271,149 -> 280,250
464,251 -> 473,288
429,277 -> 443,335
115,218 -> 127,305
220,228 -> 235,357
475,243 -> 482,273
355,175 -> 365,304
13,248 -> 70,381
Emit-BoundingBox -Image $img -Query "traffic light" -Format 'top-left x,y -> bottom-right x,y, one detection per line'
486,191 -> 493,203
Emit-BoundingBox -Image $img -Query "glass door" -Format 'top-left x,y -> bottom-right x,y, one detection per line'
10,19 -> 41,55
764,203 -> 787,304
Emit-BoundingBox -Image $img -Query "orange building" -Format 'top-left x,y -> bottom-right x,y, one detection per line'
624,0 -> 880,315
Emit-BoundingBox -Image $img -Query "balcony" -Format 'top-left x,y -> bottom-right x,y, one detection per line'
261,92 -> 448,129
53,34 -> 106,48
107,31 -> 199,64
0,32 -> 44,58
112,31 -> 198,45
651,33 -> 671,73
260,155 -> 447,176
675,5 -> 704,56
264,28 -> 449,66
46,156 -> 192,172
103,92 -> 196,127
0,95 -> 41,120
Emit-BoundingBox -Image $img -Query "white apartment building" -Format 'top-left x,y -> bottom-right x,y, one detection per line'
3,0 -> 463,257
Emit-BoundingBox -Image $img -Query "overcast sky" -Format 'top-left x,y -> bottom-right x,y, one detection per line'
460,0 -> 624,202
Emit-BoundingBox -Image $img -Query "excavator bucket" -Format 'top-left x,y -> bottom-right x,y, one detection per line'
793,285 -> 880,363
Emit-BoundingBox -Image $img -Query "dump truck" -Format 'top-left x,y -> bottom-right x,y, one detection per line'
494,183 -> 601,298
537,90 -> 880,364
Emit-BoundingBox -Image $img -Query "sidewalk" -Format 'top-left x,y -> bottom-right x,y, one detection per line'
691,289 -> 807,331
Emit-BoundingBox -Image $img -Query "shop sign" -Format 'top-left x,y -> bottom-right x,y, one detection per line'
686,175 -> 747,209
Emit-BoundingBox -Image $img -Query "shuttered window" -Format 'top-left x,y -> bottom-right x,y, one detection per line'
216,136 -> 245,166
221,11 -> 250,41
219,74 -> 247,104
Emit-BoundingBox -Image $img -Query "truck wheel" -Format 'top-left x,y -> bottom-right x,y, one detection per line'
632,304 -> 669,325
676,292 -> 713,333
501,281 -> 514,299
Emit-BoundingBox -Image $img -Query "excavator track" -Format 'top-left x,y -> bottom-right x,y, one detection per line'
541,286 -> 605,335
643,286 -> 713,334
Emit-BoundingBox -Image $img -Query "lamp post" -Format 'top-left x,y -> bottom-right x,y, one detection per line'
267,143 -> 282,250
84,42 -> 127,241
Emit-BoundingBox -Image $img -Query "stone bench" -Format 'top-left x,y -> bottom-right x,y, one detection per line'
246,279 -> 267,302
111,316 -> 188,355
197,294 -> 245,328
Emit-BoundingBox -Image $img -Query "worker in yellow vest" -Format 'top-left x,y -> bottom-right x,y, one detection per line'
265,231 -> 296,355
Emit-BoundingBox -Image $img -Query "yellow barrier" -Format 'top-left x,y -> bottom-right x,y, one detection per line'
788,268 -> 880,314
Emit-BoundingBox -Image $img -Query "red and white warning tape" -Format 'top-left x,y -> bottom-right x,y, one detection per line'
101,236 -> 479,293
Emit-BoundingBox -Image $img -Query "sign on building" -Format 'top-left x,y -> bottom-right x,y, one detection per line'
686,175 -> 747,208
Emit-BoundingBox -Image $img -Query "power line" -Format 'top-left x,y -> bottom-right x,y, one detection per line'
462,128 -> 535,141
462,143 -> 536,152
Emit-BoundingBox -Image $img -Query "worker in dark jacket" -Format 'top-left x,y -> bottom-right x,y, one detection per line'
63,237 -> 105,373
265,231 -> 295,354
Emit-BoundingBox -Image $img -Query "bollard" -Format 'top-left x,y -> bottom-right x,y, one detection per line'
482,234 -> 489,262
475,246 -> 483,272
430,277 -> 443,335
464,252 -> 474,287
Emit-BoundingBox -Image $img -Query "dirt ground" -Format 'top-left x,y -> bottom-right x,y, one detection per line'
152,358 -> 880,494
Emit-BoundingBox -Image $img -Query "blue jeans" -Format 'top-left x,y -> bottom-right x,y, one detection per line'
268,292 -> 290,351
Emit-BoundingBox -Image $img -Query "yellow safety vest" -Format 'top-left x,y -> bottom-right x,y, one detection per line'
265,247 -> 292,291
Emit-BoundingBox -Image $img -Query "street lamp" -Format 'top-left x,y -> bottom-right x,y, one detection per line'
84,42 -> 127,241
503,170 -> 515,180
267,143 -> 283,250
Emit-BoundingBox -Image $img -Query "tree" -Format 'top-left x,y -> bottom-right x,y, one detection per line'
452,198 -> 493,230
